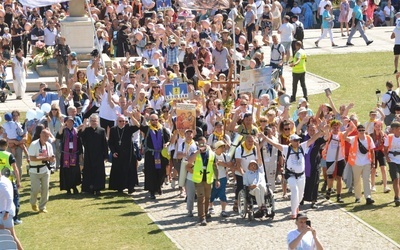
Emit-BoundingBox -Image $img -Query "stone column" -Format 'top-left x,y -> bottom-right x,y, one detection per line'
60,0 -> 94,53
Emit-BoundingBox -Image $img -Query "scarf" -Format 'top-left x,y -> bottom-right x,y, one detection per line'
149,122 -> 162,131
63,128 -> 78,168
152,93 -> 160,101
150,128 -> 163,169
241,141 -> 255,153
281,133 -> 291,140
213,131 -> 224,141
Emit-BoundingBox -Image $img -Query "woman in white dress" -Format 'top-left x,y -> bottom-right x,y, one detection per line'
11,48 -> 27,99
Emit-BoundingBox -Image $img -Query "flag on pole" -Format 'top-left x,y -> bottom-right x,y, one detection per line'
18,0 -> 70,8
177,0 -> 230,10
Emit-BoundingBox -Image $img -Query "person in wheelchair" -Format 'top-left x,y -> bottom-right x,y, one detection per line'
243,159 -> 267,218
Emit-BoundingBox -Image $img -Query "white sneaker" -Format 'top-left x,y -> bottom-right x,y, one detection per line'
371,186 -> 376,192
384,187 -> 391,193
209,207 -> 215,215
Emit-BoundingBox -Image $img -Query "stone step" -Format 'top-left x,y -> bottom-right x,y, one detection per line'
35,64 -> 58,77
47,58 -> 91,69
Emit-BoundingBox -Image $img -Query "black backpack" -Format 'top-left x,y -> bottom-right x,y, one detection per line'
387,91 -> 400,114
294,24 -> 304,41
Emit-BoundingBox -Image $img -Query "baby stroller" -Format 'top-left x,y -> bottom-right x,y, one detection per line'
238,183 -> 275,221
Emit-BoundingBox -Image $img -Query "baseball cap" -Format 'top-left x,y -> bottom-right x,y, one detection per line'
289,134 -> 301,141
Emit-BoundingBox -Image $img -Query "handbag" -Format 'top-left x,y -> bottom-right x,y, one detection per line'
358,139 -> 368,154
235,13 -> 244,22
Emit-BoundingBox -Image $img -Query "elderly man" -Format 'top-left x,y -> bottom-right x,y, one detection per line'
28,129 -> 55,213
31,82 -> 59,107
79,114 -> 108,195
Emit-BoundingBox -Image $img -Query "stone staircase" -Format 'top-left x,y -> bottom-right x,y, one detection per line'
35,53 -> 111,78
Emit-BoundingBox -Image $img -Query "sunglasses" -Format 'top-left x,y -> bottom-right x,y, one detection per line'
240,103 -> 247,106
129,76 -> 136,78
151,119 -> 159,121
118,120 -> 125,123
51,109 -> 58,111
358,129 -> 365,132
284,128 -> 291,131
260,120 -> 267,123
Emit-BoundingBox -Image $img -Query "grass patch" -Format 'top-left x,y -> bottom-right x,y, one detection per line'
307,52 -> 394,122
16,171 -> 177,250
308,52 -> 400,244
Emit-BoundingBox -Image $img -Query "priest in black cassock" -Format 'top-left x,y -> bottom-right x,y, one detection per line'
78,114 -> 108,196
299,122 -> 327,209
109,114 -> 141,194
140,113 -> 171,199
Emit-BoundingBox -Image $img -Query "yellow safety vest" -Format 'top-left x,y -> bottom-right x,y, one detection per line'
192,150 -> 215,184
0,151 -> 13,182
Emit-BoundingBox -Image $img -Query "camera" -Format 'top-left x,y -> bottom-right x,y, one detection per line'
306,220 -> 311,227
43,87 -> 51,92
43,159 -> 55,174
376,89 -> 381,95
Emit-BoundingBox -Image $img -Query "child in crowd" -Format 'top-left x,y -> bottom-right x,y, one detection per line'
209,141 -> 232,217
2,113 -> 29,161
68,51 -> 79,81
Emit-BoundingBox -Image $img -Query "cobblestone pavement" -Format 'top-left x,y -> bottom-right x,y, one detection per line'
132,168 -> 400,250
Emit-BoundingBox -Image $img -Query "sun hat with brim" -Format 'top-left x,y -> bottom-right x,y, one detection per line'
298,107 -> 307,113
214,140 -> 226,149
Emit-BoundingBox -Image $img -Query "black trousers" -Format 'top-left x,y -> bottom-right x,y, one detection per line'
291,72 -> 307,99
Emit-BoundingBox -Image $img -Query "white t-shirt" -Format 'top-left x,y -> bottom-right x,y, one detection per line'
179,141 -> 197,180
255,0 -> 265,15
325,133 -> 345,161
235,145 -> 258,176
215,153 -> 230,179
348,136 -> 375,166
44,27 -> 58,46
282,142 -> 308,173
393,27 -> 400,45
278,22 -> 295,42
86,62 -> 98,87
0,176 -> 15,216
28,139 -> 54,174
287,229 -> 316,250
384,5 -> 395,17
3,121 -> 22,140
384,135 -> 400,164
381,90 -> 397,116
98,92 -> 118,121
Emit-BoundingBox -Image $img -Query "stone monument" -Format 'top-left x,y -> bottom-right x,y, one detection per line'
60,0 -> 94,53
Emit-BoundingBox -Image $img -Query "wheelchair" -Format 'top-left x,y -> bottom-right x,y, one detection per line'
238,184 -> 275,221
